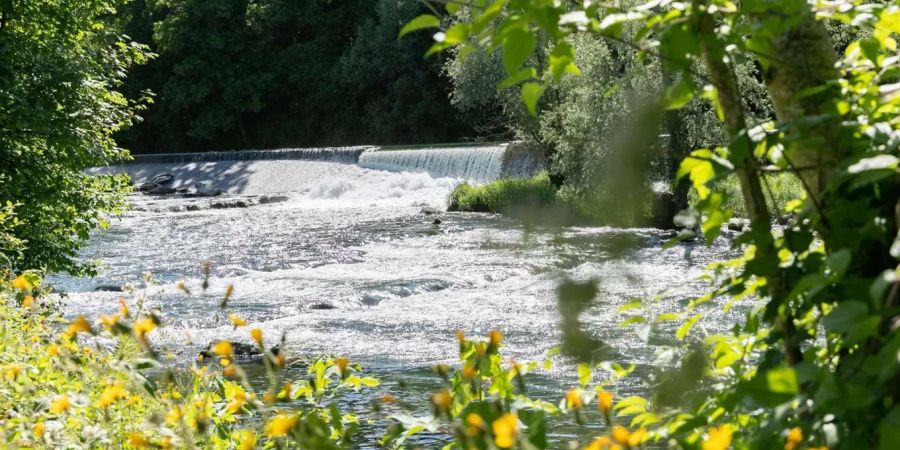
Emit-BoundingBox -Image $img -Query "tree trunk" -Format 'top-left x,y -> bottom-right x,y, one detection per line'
698,13 -> 803,365
761,6 -> 840,197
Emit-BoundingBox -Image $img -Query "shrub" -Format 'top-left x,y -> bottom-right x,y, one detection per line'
448,172 -> 558,214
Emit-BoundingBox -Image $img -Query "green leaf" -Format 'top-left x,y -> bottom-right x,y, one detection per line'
822,301 -> 868,334
577,363 -> 592,386
521,82 -> 544,116
676,314 -> 701,340
744,365 -> 799,407
440,23 -> 470,46
765,366 -> 799,394
503,27 -> 536,73
445,1 -> 460,14
399,15 -> 440,39
498,67 -> 537,89
848,154 -> 899,173
663,75 -> 695,110
549,42 -> 581,80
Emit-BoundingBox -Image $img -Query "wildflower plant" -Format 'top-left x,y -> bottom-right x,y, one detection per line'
0,271 -> 379,449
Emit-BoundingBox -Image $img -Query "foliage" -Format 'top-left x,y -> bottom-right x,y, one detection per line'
448,172 -> 558,214
406,0 -> 900,449
115,0 -> 473,152
441,7 -> 774,226
0,0 -> 149,275
695,173 -> 805,220
0,272 -> 379,448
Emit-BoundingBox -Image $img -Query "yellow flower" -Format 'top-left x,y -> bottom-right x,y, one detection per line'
99,382 -> 127,407
704,425 -> 733,450
66,315 -> 93,336
212,340 -> 233,358
611,426 -> 631,445
628,428 -> 647,447
598,389 -> 614,414
226,388 -> 247,414
224,283 -> 235,300
432,389 -> 451,412
492,413 -> 518,448
12,275 -> 29,291
4,365 -> 22,381
33,422 -> 45,438
22,295 -> 34,307
461,364 -> 476,379
489,329 -> 503,347
785,427 -> 803,450
229,313 -> 248,327
166,405 -> 183,425
586,436 -> 612,450
128,431 -> 150,448
223,365 -> 237,377
236,430 -> 256,450
250,328 -> 263,345
380,393 -> 398,403
48,344 -> 60,357
566,389 -> 583,409
100,314 -> 120,331
49,394 -> 70,414
465,413 -> 485,437
133,317 -> 156,342
119,298 -> 130,317
265,413 -> 298,437
336,357 -> 349,374
456,330 -> 465,344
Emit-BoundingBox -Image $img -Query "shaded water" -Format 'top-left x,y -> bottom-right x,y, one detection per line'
56,159 -> 738,446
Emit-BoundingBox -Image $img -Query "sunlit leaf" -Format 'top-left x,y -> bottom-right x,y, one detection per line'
399,15 -> 440,39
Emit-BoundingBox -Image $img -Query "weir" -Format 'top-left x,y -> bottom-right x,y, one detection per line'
129,142 -> 546,183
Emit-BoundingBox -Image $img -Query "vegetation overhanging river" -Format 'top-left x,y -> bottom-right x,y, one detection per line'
51,158 -> 740,445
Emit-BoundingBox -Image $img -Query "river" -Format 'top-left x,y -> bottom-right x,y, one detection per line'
51,151 -> 739,446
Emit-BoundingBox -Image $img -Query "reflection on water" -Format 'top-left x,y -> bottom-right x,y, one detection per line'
54,160 -> 738,446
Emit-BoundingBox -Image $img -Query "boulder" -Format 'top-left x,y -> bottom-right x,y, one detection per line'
198,341 -> 281,363
432,218 -> 442,225
93,285 -> 123,292
135,182 -> 158,193
309,303 -> 336,310
146,185 -> 176,195
210,199 -> 254,209
258,195 -> 290,205
420,206 -> 441,215
149,173 -> 175,185
727,219 -> 748,232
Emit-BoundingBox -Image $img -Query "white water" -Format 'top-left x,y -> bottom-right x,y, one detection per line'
59,158 -> 739,444
358,145 -> 509,182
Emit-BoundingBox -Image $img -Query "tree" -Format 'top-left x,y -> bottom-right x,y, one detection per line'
403,0 -> 900,447
0,0 -> 149,275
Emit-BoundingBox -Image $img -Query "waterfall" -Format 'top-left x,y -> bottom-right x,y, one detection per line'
358,145 -> 512,182
131,146 -> 374,164
124,143 -> 546,183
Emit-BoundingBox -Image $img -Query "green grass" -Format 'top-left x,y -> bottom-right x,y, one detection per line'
448,172 -> 558,214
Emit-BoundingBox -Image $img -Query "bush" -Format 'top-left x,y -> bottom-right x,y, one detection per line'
448,172 -> 557,213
